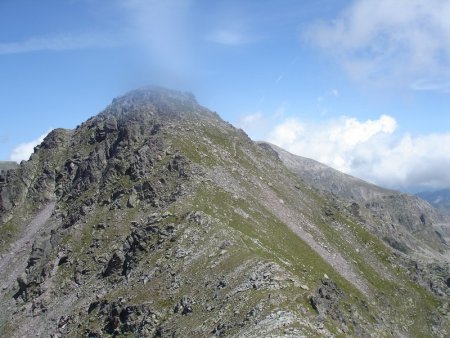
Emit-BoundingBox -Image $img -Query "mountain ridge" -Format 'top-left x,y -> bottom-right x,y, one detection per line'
0,87 -> 448,337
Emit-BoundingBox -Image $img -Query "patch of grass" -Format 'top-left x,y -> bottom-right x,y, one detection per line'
0,219 -> 19,253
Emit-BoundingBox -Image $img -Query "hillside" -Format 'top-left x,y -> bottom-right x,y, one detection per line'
0,87 -> 449,337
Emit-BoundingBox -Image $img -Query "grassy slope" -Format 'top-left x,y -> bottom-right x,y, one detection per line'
169,117 -> 447,336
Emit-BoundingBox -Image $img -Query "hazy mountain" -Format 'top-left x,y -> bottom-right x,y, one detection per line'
0,88 -> 448,337
417,188 -> 450,215
0,161 -> 18,173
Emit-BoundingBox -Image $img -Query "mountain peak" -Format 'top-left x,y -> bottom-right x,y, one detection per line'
100,86 -> 202,121
112,86 -> 197,106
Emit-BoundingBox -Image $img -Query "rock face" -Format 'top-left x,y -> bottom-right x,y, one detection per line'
0,87 -> 449,337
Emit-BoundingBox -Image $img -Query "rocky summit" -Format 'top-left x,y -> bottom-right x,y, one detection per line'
0,87 -> 449,337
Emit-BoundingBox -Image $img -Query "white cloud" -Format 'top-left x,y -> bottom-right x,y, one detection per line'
207,29 -> 247,46
236,112 -> 267,140
9,130 -> 51,163
236,104 -> 287,140
268,115 -> 450,190
238,112 -> 263,126
306,0 -> 450,88
270,118 -> 304,146
0,34 -> 119,55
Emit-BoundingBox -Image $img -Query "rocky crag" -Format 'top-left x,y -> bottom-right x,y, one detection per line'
0,87 -> 449,337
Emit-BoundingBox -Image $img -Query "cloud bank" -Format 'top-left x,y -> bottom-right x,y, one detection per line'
268,115 -> 450,191
306,0 -> 450,89
9,130 -> 51,163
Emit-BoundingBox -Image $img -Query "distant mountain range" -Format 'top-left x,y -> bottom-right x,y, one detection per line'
416,188 -> 450,215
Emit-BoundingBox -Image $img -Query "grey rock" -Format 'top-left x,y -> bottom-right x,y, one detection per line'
310,278 -> 345,325
103,251 -> 125,277
174,296 -> 193,315
127,191 -> 138,208
104,115 -> 118,132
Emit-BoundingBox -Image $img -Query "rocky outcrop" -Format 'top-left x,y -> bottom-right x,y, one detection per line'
85,299 -> 161,336
310,278 -> 345,326
0,129 -> 71,226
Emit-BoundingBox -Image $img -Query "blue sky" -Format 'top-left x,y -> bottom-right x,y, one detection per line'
1,0 -> 450,191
